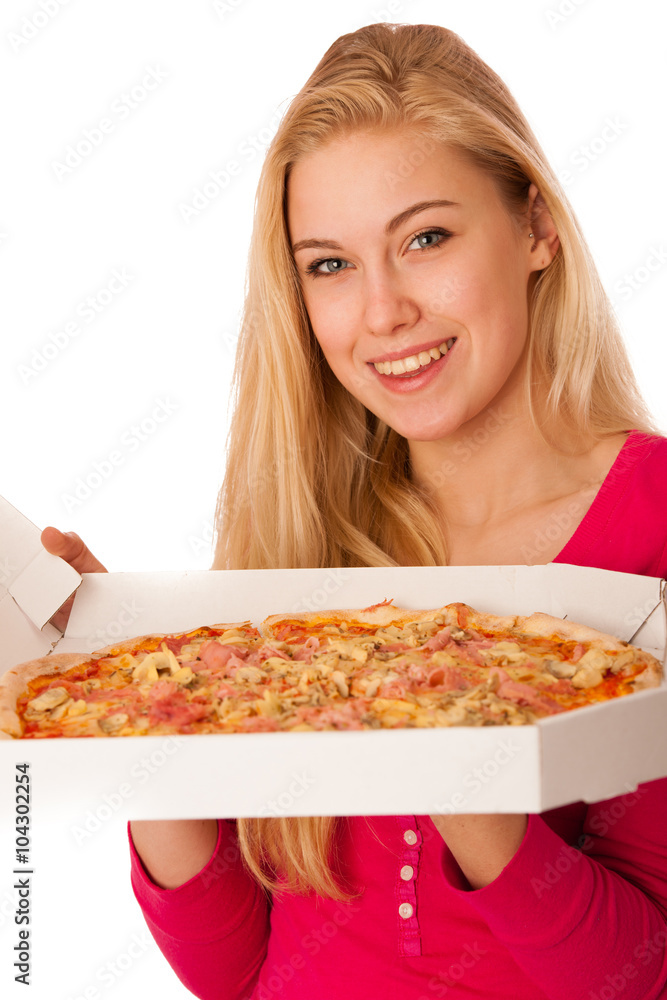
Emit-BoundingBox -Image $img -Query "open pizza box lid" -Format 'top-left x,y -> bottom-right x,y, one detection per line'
1,529 -> 665,819
0,496 -> 81,673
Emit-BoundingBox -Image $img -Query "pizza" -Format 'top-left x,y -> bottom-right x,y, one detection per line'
0,601 -> 661,739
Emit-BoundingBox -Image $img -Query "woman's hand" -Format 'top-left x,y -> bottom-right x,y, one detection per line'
429,813 -> 528,890
41,526 -> 108,631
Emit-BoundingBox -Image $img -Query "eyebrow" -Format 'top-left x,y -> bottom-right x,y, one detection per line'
291,199 -> 460,254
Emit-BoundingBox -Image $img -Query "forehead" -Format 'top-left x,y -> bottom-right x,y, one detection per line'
286,130 -> 499,235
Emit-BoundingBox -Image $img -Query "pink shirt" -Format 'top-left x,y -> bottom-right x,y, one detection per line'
129,430 -> 667,999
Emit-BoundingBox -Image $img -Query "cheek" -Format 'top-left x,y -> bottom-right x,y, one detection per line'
447,249 -> 527,336
423,267 -> 471,317
305,295 -> 357,360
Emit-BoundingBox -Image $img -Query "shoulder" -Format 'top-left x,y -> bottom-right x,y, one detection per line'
623,430 -> 667,469
611,431 -> 667,499
566,431 -> 667,579
615,431 -> 667,576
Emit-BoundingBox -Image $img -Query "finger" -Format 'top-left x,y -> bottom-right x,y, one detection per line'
41,526 -> 71,556
41,527 -> 108,574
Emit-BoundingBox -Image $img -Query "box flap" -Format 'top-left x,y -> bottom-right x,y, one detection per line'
0,592 -> 60,672
0,496 -> 81,672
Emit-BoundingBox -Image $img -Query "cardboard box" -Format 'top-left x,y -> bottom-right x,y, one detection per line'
1,556 -> 665,823
0,496 -> 81,673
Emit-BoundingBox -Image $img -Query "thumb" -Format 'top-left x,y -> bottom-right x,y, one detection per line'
41,527 -> 108,574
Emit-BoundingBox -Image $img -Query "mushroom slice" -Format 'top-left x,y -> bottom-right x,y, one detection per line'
160,644 -> 183,674
98,713 -> 129,734
133,660 -> 159,683
235,666 -> 266,683
171,666 -> 194,685
575,648 -> 612,673
255,690 -> 281,716
571,665 -> 604,689
331,671 -> 349,698
434,702 -> 468,726
26,687 -> 70,713
364,676 -> 382,698
327,638 -> 374,662
544,659 -> 577,679
66,699 -> 90,718
611,649 -> 640,674
49,698 -> 74,721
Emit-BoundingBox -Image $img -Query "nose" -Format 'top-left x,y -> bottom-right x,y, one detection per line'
362,265 -> 421,340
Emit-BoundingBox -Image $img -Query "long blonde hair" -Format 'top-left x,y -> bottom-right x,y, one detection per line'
213,22 -> 655,899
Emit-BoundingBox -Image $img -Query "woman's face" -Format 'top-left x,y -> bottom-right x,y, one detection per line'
287,130 -> 548,443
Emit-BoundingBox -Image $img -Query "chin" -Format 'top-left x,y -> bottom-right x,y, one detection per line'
392,418 -> 462,444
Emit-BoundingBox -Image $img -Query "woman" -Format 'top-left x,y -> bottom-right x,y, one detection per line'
44,22 -> 667,1000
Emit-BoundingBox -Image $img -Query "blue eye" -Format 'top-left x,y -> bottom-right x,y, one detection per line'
408,228 -> 450,250
303,227 -> 452,278
306,257 -> 350,276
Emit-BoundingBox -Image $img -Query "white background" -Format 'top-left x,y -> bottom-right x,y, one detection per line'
0,0 -> 665,996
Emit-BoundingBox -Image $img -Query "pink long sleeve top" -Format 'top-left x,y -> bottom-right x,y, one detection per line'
129,430 -> 667,999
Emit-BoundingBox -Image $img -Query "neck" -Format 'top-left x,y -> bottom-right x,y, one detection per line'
409,402 -> 602,531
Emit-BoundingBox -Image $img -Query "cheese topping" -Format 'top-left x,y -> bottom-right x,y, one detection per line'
16,606 -> 660,738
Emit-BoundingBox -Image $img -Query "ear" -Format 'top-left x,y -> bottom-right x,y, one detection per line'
526,182 -> 560,271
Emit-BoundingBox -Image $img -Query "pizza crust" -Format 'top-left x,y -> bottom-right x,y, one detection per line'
259,603 -> 457,638
514,612 -> 629,651
0,653 -> 94,739
261,603 -> 633,653
630,661 -> 663,690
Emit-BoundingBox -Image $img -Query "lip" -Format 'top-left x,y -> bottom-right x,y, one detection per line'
367,337 -> 455,365
368,338 -> 457,392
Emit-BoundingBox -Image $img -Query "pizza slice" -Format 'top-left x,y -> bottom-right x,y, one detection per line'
0,622 -> 261,739
258,601 -> 662,728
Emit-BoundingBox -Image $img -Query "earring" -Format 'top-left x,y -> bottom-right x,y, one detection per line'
529,232 -> 534,238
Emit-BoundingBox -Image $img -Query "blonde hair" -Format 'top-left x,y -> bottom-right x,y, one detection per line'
212,22 -> 655,899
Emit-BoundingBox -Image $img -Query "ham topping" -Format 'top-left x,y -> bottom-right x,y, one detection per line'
422,627 -> 451,652
494,679 -> 563,715
198,641 -> 249,671
17,601 -> 655,738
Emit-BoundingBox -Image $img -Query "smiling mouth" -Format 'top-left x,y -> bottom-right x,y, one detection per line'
372,338 -> 456,376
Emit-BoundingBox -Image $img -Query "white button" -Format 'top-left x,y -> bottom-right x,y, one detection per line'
400,865 -> 414,881
398,902 -> 414,919
403,829 -> 417,845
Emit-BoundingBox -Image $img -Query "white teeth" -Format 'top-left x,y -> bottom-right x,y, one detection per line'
374,339 -> 455,376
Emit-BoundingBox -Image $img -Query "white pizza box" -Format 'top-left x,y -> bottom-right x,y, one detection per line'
0,563 -> 665,823
0,496 -> 81,673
